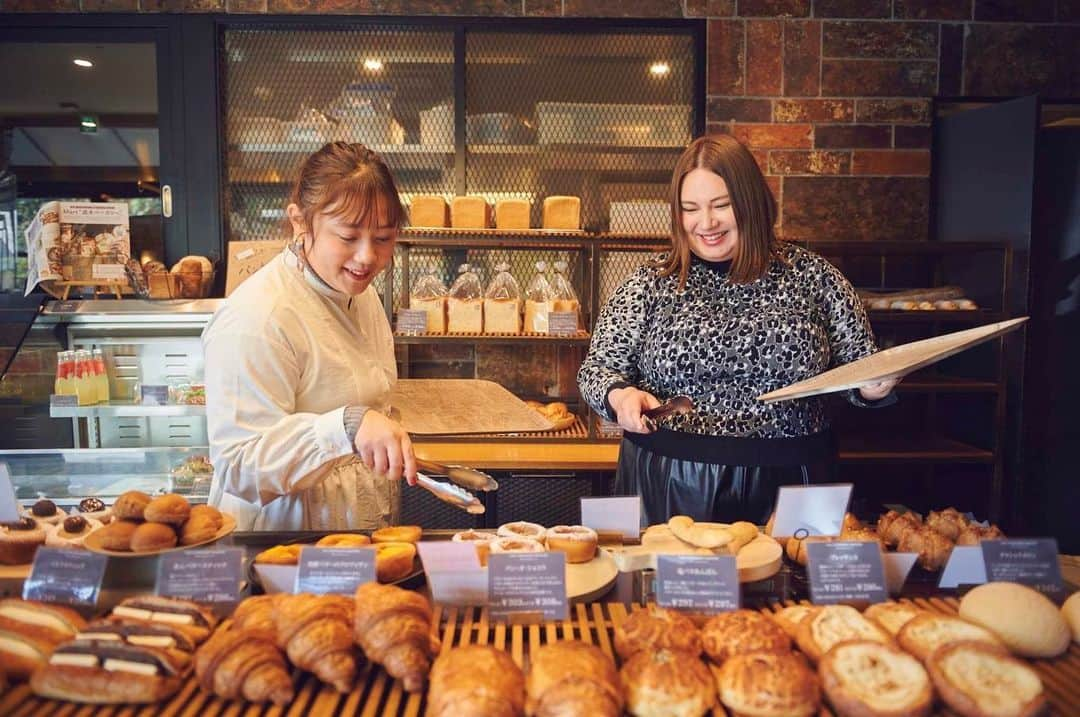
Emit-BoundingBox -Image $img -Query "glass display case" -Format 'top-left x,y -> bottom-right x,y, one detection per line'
1,446 -> 212,506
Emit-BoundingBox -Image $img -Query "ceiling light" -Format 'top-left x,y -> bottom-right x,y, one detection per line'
73,58 -> 93,68
363,58 -> 384,72
649,62 -> 670,77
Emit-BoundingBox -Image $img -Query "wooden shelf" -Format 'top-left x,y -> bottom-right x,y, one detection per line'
394,330 -> 590,346
399,228 -> 588,249
868,310 -> 1005,323
837,435 -> 994,464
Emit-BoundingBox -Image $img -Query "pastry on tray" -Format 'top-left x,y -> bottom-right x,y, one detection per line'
545,525 -> 598,564
701,609 -> 792,663
614,604 -> 702,660
23,499 -> 67,526
770,604 -> 821,640
863,602 -> 925,637
896,612 -> 1003,662
426,645 -> 524,717
45,515 -> 102,548
0,516 -> 49,565
796,605 -> 893,664
927,641 -> 1046,717
819,640 -> 932,717
30,639 -> 185,704
526,640 -> 622,717
620,648 -> 716,717
109,595 -> 218,645
354,582 -> 439,693
715,651 -> 820,717
0,598 -> 88,679
194,619 -> 294,705
275,593 -> 357,693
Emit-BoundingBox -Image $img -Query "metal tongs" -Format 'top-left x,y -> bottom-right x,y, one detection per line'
411,458 -> 498,514
642,395 -> 694,431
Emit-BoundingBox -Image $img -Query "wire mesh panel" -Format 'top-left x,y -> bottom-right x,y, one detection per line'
223,26 -> 456,244
465,30 -> 695,233
494,473 -> 596,526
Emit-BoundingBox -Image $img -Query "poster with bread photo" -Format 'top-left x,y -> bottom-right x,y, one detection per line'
23,201 -> 130,297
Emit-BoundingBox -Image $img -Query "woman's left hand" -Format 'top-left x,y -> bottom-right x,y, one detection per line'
859,376 -> 900,401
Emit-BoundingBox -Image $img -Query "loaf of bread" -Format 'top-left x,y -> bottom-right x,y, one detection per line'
541,196 -> 581,230
495,199 -> 530,230
411,195 -> 449,228
450,196 -> 491,229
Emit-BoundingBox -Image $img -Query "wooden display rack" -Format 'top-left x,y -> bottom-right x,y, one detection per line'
53,280 -> 125,300
5,597 -> 1079,716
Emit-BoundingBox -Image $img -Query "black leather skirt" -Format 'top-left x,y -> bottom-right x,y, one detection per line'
615,431 -> 835,525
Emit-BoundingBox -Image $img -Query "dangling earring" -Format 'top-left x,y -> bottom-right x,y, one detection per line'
291,232 -> 309,273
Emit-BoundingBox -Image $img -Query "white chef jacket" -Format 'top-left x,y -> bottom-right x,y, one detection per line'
202,248 -> 400,531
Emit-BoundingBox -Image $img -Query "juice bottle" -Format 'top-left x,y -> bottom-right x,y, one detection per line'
54,351 -> 74,396
92,348 -> 110,404
74,350 -> 95,406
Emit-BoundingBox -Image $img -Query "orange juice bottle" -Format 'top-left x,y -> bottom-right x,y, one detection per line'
54,351 -> 75,396
92,349 -> 110,404
74,350 -> 95,406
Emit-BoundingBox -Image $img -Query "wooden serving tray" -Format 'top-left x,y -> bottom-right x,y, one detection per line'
390,379 -> 554,435
7,597 -> 1078,716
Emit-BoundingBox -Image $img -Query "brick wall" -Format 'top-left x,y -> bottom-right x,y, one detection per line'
3,1 -> 1077,241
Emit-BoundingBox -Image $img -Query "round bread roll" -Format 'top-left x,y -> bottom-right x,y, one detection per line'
1063,591 -> 1080,644
371,525 -> 422,544
452,530 -> 496,567
93,519 -> 140,551
113,490 -> 152,521
316,533 -> 372,548
959,582 -> 1071,658
701,609 -> 791,663
717,652 -> 820,717
143,494 -> 191,526
497,521 -> 547,544
130,522 -> 178,552
620,648 -> 716,717
544,525 -> 597,564
614,604 -> 702,660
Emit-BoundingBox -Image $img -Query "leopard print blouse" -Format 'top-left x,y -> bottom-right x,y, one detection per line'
578,243 -> 878,438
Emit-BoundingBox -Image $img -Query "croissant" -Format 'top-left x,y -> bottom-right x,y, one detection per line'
276,594 -> 359,692
426,645 -> 525,717
526,640 -> 622,717
231,595 -> 280,642
195,622 -> 294,705
354,581 -> 440,693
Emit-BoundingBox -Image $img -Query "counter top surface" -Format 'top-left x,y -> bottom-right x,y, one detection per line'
413,440 -> 620,470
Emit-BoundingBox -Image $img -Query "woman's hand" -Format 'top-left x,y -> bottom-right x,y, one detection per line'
859,376 -> 900,401
353,410 -> 418,485
608,386 -> 662,434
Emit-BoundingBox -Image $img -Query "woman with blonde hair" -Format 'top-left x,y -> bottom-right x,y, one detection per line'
579,134 -> 897,523
204,142 -> 415,531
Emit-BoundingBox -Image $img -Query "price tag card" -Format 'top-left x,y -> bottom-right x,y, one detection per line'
92,264 -> 127,280
771,484 -> 853,537
397,309 -> 430,335
547,312 -> 579,336
488,552 -> 568,622
581,496 -> 641,540
140,384 -> 170,406
49,394 -> 78,408
157,548 -> 244,608
655,555 -> 739,612
418,541 -> 486,605
24,547 -> 107,607
52,301 -> 80,313
294,546 -> 376,595
981,538 -> 1065,597
807,540 -> 888,605
0,464 -> 18,523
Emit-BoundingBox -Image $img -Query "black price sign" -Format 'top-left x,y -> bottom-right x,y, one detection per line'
24,547 -> 107,608
157,548 -> 244,606
294,546 -> 376,595
655,555 -> 739,612
981,538 -> 1064,598
807,541 -> 888,605
397,309 -> 430,335
488,552 -> 568,622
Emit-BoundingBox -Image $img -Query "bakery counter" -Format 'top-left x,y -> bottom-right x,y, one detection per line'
414,440 -> 619,471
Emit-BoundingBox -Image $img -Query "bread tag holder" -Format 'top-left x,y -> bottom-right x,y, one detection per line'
938,546 -> 988,589
547,311 -> 579,336
294,546 -> 376,596
488,552 -> 568,623
24,547 -> 107,612
0,464 -> 18,523
981,538 -> 1065,598
396,309 -> 430,335
771,483 -> 853,538
580,496 -> 641,543
157,548 -> 244,616
806,540 -> 889,605
418,541 -> 486,606
655,554 -> 739,612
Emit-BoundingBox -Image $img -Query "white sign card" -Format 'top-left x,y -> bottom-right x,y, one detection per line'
418,541 -> 486,606
882,552 -> 918,595
580,496 -> 642,539
938,546 -> 988,589
0,464 -> 18,523
771,484 -> 853,538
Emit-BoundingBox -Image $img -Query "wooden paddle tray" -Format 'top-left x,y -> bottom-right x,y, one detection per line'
4,598 -> 1078,716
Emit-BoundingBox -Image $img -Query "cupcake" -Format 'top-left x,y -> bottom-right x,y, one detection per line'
0,517 -> 48,565
45,515 -> 103,549
23,499 -> 67,526
74,497 -> 112,524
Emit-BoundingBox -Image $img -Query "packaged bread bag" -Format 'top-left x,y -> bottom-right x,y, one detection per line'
410,267 -> 448,334
550,259 -> 581,330
523,261 -> 554,333
447,264 -> 483,333
483,262 -> 522,335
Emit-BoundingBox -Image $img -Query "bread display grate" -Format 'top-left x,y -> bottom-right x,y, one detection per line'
7,596 -> 1079,716
419,415 -> 589,440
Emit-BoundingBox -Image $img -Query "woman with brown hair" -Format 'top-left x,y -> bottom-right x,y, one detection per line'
578,134 -> 897,523
204,142 -> 416,531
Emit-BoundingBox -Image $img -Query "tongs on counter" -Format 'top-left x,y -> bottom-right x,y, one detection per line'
411,458 -> 498,515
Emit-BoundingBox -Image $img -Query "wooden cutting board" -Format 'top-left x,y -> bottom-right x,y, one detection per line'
389,379 -> 554,435
758,317 -> 1028,404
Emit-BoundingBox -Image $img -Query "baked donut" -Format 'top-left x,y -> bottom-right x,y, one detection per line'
497,521 -> 546,544
374,542 -> 417,583
113,490 -> 152,521
75,497 -> 112,524
701,609 -> 792,663
614,604 -> 703,660
93,519 -> 140,552
254,544 -> 301,565
489,537 -> 546,555
544,525 -> 598,563
0,517 -> 48,564
451,530 -> 497,566
25,500 -> 67,526
316,533 -> 372,548
144,494 -> 191,526
372,525 -> 422,544
45,515 -> 102,548
130,522 -> 178,552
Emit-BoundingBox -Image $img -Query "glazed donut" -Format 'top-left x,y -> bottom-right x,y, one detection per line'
489,536 -> 546,554
316,533 -> 372,548
452,530 -> 497,566
544,525 -> 598,564
372,525 -> 422,544
497,521 -> 546,545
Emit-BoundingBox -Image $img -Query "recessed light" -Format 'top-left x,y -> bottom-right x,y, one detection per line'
73,58 -> 93,68
649,62 -> 670,77
363,58 -> 384,72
